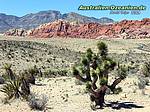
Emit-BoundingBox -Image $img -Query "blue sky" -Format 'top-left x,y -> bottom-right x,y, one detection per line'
0,0 -> 149,21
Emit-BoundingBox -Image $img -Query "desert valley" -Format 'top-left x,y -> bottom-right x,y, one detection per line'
0,10 -> 150,112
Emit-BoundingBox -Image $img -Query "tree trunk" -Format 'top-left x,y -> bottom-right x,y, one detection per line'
89,85 -> 107,108
85,65 -> 92,81
92,75 -> 98,90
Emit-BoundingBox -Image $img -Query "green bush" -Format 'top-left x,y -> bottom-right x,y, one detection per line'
44,69 -> 68,78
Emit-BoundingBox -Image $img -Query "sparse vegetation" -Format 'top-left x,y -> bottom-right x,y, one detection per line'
0,38 -> 150,111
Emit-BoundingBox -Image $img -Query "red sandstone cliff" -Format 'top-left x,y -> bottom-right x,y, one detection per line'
5,18 -> 150,39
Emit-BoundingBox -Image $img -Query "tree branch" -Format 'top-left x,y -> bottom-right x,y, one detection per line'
75,74 -> 87,82
109,77 -> 122,92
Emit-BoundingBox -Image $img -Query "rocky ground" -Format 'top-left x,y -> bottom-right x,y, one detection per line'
0,36 -> 150,111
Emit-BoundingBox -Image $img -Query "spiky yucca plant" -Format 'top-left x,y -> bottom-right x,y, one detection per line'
0,79 -> 21,100
1,77 -> 31,101
0,66 -> 32,101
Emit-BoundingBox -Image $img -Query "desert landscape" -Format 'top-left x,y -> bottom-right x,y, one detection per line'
0,35 -> 150,112
0,5 -> 149,111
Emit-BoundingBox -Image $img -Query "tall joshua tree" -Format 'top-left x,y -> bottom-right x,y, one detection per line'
73,41 -> 127,109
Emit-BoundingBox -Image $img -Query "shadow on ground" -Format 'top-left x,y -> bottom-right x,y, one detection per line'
106,101 -> 144,110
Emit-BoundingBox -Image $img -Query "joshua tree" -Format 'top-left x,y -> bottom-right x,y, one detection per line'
72,41 -> 127,109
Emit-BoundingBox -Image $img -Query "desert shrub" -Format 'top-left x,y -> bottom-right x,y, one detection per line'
28,93 -> 48,111
0,77 -> 31,101
117,64 -> 128,79
28,66 -> 39,76
20,66 -> 40,85
138,76 -> 146,95
138,77 -> 146,89
43,69 -> 68,78
141,62 -> 150,77
137,61 -> 150,95
72,41 -> 128,109
20,70 -> 35,84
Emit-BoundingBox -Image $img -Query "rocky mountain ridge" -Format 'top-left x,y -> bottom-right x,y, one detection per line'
0,10 -> 114,32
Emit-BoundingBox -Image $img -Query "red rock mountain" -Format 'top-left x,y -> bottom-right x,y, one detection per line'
5,18 -> 150,39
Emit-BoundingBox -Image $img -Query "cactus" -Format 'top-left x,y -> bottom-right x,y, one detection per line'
72,41 -> 127,109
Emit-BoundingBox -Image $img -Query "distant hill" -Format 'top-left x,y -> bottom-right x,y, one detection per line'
62,12 -> 113,24
0,19 -> 12,31
0,10 -> 114,32
0,13 -> 19,32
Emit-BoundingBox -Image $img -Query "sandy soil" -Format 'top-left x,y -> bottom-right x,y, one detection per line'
0,76 -> 150,112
